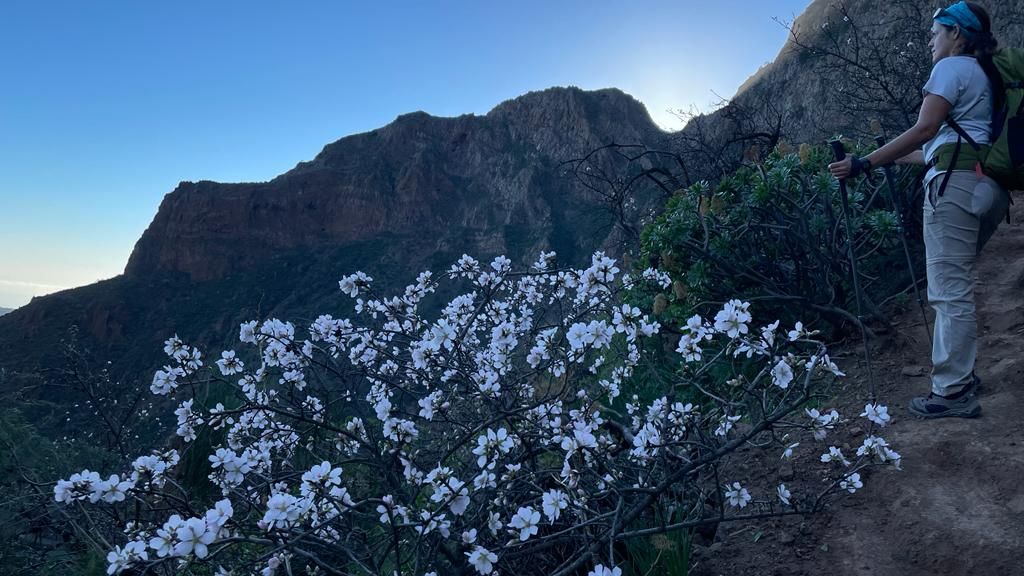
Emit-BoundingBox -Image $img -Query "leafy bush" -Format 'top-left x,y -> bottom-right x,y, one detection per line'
640,144 -> 924,337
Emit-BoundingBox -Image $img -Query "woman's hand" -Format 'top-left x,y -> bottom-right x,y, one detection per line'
829,157 -> 853,179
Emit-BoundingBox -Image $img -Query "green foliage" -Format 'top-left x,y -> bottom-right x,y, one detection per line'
0,408 -> 118,575
639,143 -> 922,336
864,209 -> 899,240
620,506 -> 692,576
622,531 -> 691,576
179,379 -> 240,500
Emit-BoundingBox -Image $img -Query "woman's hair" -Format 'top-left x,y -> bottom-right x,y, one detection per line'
942,2 -> 1005,111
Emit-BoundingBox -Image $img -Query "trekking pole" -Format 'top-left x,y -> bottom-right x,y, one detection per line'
875,135 -> 933,347
829,140 -> 877,401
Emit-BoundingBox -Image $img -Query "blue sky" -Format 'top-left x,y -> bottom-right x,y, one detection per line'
0,0 -> 811,309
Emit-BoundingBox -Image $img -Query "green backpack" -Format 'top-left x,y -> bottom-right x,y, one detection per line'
985,48 -> 1024,190
946,48 -> 1024,191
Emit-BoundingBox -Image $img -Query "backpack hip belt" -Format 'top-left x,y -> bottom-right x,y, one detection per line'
927,142 -> 991,172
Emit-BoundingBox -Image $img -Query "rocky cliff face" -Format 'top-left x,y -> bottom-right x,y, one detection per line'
125,87 -> 662,282
0,88 -> 666,383
704,0 -> 1024,162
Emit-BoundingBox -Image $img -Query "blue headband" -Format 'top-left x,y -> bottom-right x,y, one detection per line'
934,2 -> 983,38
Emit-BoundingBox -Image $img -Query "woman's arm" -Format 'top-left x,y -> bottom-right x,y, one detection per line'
895,150 -> 926,165
829,93 -> 951,177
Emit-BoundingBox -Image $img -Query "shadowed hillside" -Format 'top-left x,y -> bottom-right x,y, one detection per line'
0,87 -> 668,395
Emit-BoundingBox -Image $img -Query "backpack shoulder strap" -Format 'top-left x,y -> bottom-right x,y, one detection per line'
944,117 -> 982,151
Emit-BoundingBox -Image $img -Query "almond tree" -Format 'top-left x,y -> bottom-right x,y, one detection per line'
51,251 -> 899,576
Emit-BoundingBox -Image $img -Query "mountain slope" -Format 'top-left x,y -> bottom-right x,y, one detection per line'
124,87 -> 661,282
0,87 -> 665,387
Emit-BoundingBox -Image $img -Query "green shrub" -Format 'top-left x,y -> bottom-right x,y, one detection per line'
639,144 -> 923,338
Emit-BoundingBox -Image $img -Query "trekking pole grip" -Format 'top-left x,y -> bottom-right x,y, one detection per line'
829,139 -> 846,162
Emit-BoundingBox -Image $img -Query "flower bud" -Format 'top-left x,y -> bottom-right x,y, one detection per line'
799,143 -> 812,165
672,281 -> 687,300
653,294 -> 668,315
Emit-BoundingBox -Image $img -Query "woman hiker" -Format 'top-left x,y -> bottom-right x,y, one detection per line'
829,1 -> 1008,418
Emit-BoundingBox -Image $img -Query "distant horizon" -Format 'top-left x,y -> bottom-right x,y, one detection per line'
0,84 -> 663,311
0,83 -> 725,311
1,84 -> 653,311
0,0 -> 813,309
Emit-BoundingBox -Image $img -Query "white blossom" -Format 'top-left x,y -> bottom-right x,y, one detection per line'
532,251 -> 557,271
338,272 -> 373,298
542,489 -> 569,523
724,482 -> 752,508
788,321 -> 805,341
772,358 -> 795,389
777,483 -> 792,506
840,472 -> 863,493
588,566 -> 623,576
820,446 -> 851,467
216,350 -> 244,375
239,320 -> 258,344
106,540 -> 148,574
180,518 -> 215,557
640,267 -> 672,288
715,415 -> 742,437
860,403 -> 891,427
781,442 -> 800,459
714,299 -> 751,338
857,435 -> 902,467
466,546 -> 498,575
509,506 -> 541,541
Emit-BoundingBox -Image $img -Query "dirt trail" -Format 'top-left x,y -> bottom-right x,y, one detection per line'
693,191 -> 1024,576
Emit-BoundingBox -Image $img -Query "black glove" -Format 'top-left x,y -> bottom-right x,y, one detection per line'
848,156 -> 873,179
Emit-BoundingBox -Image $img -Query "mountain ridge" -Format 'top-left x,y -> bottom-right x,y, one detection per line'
123,86 -> 661,283
0,86 -> 667,386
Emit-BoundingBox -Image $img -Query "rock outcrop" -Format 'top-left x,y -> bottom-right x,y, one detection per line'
0,87 -> 666,382
125,87 -> 662,282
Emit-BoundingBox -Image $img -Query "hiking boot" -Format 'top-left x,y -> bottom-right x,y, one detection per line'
949,372 -> 982,398
908,391 -> 981,418
970,372 -> 982,396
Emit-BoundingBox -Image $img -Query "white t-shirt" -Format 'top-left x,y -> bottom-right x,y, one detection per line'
922,55 -> 992,183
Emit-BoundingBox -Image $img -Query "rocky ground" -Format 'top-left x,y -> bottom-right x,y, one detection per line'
690,190 -> 1024,576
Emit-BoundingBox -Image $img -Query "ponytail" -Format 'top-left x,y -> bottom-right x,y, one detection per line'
963,2 -> 1005,113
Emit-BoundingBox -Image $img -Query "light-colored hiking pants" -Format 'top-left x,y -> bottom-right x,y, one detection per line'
924,170 -> 1008,396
